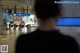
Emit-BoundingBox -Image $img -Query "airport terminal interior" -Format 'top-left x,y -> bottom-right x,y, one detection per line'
0,0 -> 80,53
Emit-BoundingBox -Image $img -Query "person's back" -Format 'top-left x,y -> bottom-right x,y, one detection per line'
15,0 -> 79,53
16,29 -> 79,53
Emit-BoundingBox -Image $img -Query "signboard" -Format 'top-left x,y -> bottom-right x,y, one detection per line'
22,14 -> 35,25
3,13 -> 13,22
56,17 -> 80,26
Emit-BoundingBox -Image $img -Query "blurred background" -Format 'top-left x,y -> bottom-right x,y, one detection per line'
0,0 -> 80,53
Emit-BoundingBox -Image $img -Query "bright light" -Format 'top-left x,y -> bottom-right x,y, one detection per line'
14,14 -> 16,16
30,15 -> 35,18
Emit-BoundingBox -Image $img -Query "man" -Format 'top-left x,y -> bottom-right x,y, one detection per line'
15,0 -> 79,53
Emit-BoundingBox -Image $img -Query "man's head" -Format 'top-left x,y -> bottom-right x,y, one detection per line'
34,0 -> 63,30
34,0 -> 63,21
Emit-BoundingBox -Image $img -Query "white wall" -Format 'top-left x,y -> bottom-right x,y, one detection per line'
58,2 -> 80,45
56,26 -> 80,45
63,4 -> 80,17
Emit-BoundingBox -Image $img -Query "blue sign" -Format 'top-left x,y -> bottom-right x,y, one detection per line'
15,13 -> 22,16
22,14 -> 30,16
15,13 -> 30,16
56,17 -> 80,26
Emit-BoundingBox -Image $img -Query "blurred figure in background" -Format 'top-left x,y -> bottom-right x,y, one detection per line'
15,0 -> 79,53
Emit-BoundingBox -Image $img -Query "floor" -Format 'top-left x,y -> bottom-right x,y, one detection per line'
0,26 -> 37,53
0,30 -> 21,53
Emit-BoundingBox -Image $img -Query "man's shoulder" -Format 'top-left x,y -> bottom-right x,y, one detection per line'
17,31 -> 77,43
59,33 -> 77,44
17,31 -> 36,40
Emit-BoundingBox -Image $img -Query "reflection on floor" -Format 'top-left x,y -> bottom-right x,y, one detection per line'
0,30 -> 22,53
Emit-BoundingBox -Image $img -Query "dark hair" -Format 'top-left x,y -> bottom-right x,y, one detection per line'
34,0 -> 63,20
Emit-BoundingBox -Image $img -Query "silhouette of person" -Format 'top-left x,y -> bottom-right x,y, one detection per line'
15,0 -> 79,53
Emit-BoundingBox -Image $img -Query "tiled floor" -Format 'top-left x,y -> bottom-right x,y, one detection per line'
0,30 -> 21,53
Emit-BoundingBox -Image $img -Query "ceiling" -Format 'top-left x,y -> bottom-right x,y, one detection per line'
0,0 -> 80,17
0,0 -> 33,9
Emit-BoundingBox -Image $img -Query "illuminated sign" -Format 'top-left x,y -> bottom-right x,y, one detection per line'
56,17 -> 80,26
